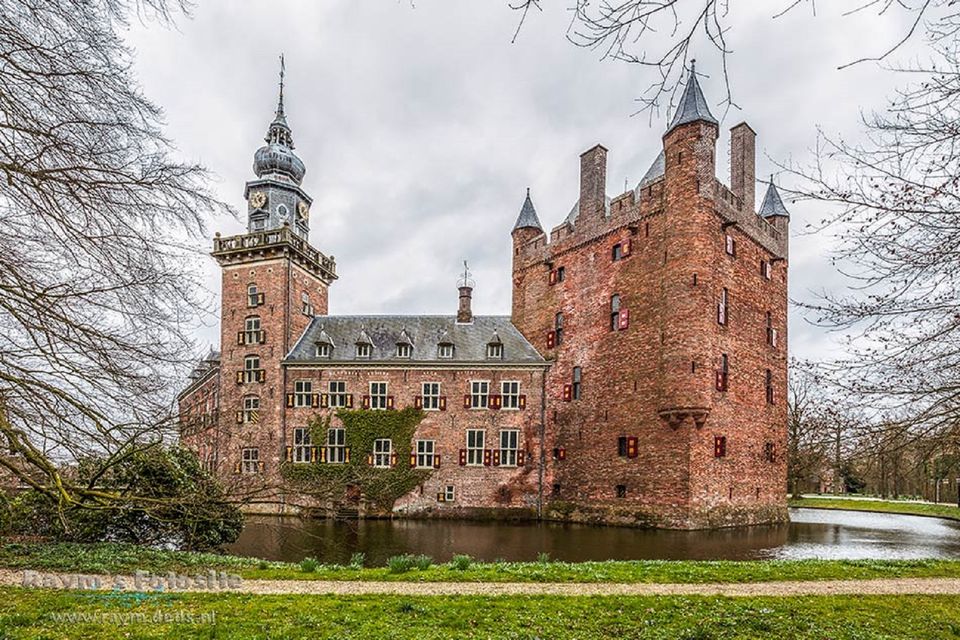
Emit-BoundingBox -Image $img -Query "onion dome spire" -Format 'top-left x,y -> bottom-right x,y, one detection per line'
253,54 -> 306,185
759,176 -> 790,218
512,187 -> 544,232
666,60 -> 718,134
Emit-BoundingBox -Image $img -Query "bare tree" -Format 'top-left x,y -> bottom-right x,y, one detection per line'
0,0 -> 228,528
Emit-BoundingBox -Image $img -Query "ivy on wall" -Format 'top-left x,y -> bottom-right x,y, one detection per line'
281,407 -> 432,511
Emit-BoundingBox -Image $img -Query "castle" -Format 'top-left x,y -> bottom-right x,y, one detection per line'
178,62 -> 790,529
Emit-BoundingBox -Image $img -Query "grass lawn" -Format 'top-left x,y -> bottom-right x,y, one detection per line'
0,587 -> 959,639
5,541 -> 960,584
791,496 -> 960,521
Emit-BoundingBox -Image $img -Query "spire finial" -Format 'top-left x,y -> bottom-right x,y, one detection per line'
458,260 -> 475,289
277,53 -> 286,116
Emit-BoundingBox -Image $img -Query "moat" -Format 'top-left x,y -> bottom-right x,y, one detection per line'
226,508 -> 960,565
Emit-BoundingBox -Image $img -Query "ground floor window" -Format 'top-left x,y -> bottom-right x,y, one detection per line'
241,448 -> 260,474
293,427 -> 312,463
373,438 -> 392,468
499,429 -> 519,466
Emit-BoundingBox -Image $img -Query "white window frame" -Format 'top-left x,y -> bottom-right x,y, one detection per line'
466,429 -> 485,466
499,429 -> 519,467
486,343 -> 503,359
373,438 -> 392,468
501,381 -> 520,410
725,234 -> 736,256
415,439 -> 436,468
470,380 -> 490,409
301,292 -> 313,316
329,381 -> 347,408
437,343 -> 454,359
247,284 -> 259,308
294,380 -> 313,408
241,448 -> 260,474
396,343 -> 412,358
422,382 -> 441,411
293,427 -> 312,463
242,395 -> 260,424
369,381 -> 388,410
356,343 -> 372,358
444,485 -> 455,501
327,427 -> 346,464
244,355 -> 260,371
316,343 -> 331,358
244,316 -> 262,345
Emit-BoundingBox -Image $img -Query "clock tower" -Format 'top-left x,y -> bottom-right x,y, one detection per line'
243,55 -> 312,238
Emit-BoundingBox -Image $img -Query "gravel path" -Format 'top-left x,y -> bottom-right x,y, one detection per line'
3,570 -> 960,597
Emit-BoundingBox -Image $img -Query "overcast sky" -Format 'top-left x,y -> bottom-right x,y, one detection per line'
123,1 -> 919,363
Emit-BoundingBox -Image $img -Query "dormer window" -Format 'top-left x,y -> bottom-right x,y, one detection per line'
356,343 -> 371,358
396,343 -> 412,358
438,344 -> 454,359
487,343 -> 503,360
316,343 -> 331,358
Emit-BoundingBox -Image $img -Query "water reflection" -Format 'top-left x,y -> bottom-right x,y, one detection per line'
226,508 -> 960,565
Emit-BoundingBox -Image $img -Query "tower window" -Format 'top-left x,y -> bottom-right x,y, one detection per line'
616,484 -> 627,498
612,243 -> 623,261
718,288 -> 729,326
765,369 -> 775,404
556,266 -> 565,282
301,292 -> 314,316
241,395 -> 260,424
244,316 -> 263,345
725,235 -> 737,256
714,436 -> 727,458
241,448 -> 261,474
610,295 -> 621,331
766,312 -> 778,347
716,354 -> 729,392
247,284 -> 263,308
572,367 -> 582,400
554,312 -> 564,346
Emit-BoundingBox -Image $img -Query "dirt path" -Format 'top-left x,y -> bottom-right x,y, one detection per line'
3,570 -> 960,597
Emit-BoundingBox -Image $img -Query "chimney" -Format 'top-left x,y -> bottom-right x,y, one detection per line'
730,123 -> 756,212
456,261 -> 474,324
578,144 -> 608,222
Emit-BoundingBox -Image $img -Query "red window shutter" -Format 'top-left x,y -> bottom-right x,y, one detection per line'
622,238 -> 632,257
285,446 -> 292,462
557,447 -> 566,461
362,395 -> 370,409
235,371 -> 244,384
387,396 -> 395,410
233,462 -> 241,474
257,370 -> 266,383
437,491 -> 445,502
493,450 -> 501,466
237,331 -> 245,346
259,330 -> 266,343
715,371 -> 728,392
547,331 -> 556,349
618,308 -> 630,330
414,396 -> 423,409
459,449 -> 467,466
463,394 -> 471,409
310,447 -> 318,463
390,452 -> 398,468
517,451 -> 525,466
366,453 -> 374,466
320,447 -> 327,463
345,447 -> 351,464
285,393 -> 295,408
549,269 -> 557,285
346,394 -> 354,408
518,395 -> 526,410
490,395 -> 501,410
410,451 -> 417,467
563,384 -> 572,401
257,292 -> 265,305
714,436 -> 727,458
439,396 -> 447,411
320,393 -> 329,408
311,393 -> 320,408
483,449 -> 492,466
627,436 -> 639,458
433,454 -> 441,469
235,411 -> 243,424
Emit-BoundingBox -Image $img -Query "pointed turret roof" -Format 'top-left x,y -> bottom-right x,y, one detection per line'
666,61 -> 718,134
759,177 -> 790,218
512,188 -> 544,232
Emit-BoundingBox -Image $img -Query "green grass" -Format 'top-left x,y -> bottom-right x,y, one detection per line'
791,496 -> 960,521
5,542 -> 960,584
1,587 -> 959,639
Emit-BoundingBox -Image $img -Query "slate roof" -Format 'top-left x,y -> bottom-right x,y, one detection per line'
636,151 -> 666,190
667,63 -> 718,134
759,180 -> 790,218
513,188 -> 544,232
286,316 -> 547,365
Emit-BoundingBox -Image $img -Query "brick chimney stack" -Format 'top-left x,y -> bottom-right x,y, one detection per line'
730,123 -> 756,212
456,261 -> 474,324
579,144 -> 608,222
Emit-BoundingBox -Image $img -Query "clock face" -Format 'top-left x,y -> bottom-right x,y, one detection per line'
249,191 -> 267,209
297,201 -> 310,222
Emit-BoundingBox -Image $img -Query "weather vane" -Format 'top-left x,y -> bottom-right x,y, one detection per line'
458,260 -> 475,288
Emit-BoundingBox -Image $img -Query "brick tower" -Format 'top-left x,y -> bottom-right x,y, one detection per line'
511,63 -> 789,528
209,59 -> 337,491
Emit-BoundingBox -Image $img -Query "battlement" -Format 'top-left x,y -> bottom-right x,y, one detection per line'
212,224 -> 337,283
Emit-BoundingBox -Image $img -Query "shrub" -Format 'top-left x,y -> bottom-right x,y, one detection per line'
349,552 -> 365,569
387,554 -> 416,573
537,552 -> 551,564
449,554 -> 472,571
413,554 -> 433,570
258,560 -> 269,570
299,557 -> 319,573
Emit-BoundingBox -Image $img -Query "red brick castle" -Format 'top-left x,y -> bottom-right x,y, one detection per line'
179,63 -> 790,529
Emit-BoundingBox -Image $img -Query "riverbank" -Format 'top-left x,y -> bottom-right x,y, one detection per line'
4,542 -> 960,584
789,496 -> 960,521
1,588 -> 959,639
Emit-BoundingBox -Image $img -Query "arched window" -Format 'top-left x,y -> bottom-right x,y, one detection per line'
554,312 -> 564,346
610,295 -> 621,331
